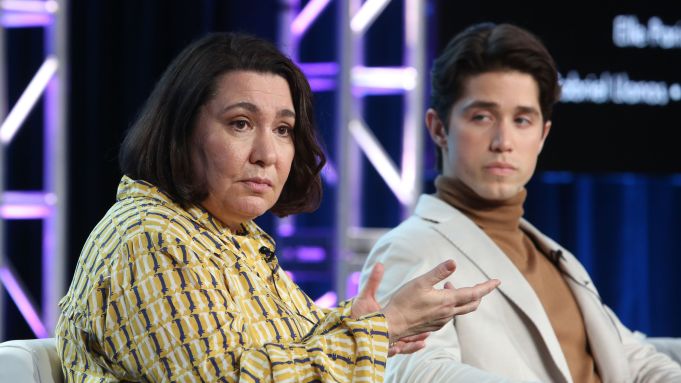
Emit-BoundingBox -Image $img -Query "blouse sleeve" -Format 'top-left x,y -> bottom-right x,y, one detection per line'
241,301 -> 389,382
89,239 -> 389,382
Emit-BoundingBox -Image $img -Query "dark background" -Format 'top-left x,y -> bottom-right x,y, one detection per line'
435,2 -> 681,173
3,0 -> 681,340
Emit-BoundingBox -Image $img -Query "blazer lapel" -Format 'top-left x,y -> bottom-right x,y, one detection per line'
564,274 -> 629,382
522,221 -> 630,383
414,195 -> 572,382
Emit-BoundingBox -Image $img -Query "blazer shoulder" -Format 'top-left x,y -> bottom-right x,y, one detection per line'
374,213 -> 442,249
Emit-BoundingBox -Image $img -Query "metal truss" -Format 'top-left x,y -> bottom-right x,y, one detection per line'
0,0 -> 68,340
276,0 -> 342,307
334,0 -> 425,300
278,0 -> 426,302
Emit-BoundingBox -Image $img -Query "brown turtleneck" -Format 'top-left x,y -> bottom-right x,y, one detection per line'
435,175 -> 600,383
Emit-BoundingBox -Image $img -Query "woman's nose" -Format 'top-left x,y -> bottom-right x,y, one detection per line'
249,129 -> 278,166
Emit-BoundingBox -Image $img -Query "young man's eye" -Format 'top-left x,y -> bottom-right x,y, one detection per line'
515,116 -> 532,125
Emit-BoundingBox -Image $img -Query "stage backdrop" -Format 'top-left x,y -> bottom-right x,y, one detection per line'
3,0 -> 679,339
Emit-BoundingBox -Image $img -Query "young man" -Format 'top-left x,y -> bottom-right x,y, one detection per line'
360,23 -> 681,382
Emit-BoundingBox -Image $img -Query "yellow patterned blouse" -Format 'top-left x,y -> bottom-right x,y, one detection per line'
56,176 -> 389,382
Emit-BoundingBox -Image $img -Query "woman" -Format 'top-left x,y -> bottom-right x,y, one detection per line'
56,33 -> 499,382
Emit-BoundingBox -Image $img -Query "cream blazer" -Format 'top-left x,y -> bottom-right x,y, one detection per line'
360,194 -> 681,383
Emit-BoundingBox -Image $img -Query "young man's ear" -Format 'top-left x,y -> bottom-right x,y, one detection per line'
425,109 -> 448,149
539,120 -> 552,153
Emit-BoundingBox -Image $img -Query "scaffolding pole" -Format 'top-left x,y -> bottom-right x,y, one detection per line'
335,0 -> 426,299
0,0 -> 68,339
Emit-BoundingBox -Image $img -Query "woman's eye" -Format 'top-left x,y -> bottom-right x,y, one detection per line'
275,126 -> 293,137
230,120 -> 249,130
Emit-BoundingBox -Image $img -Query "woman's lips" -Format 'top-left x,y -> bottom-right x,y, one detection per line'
241,177 -> 273,192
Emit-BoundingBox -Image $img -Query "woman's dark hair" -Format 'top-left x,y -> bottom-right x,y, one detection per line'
119,32 -> 326,217
430,23 -> 561,170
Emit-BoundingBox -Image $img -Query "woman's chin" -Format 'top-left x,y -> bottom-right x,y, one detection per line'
233,196 -> 277,219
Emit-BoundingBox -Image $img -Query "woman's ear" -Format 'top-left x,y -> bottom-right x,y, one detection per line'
425,109 -> 448,148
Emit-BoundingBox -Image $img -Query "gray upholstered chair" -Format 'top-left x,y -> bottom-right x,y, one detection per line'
0,338 -> 63,383
647,337 -> 681,365
0,335 -> 677,382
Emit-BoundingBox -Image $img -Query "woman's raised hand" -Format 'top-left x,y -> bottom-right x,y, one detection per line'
352,260 -> 499,356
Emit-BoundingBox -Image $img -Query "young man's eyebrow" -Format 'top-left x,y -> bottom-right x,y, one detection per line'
515,105 -> 541,116
460,101 -> 541,116
461,100 -> 499,112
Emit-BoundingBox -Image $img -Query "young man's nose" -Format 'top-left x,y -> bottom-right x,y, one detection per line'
489,122 -> 513,152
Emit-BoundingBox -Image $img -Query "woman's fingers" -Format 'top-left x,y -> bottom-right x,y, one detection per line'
440,279 -> 500,307
382,259 -> 500,341
359,263 -> 384,300
388,332 -> 430,356
413,279 -> 501,332
452,298 -> 483,316
472,279 -> 501,297
393,340 -> 426,355
397,332 -> 430,343
415,259 -> 457,288
352,264 -> 387,319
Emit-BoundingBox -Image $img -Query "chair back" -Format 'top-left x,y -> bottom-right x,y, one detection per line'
0,338 -> 63,383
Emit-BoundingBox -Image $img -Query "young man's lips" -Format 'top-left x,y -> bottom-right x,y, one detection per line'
485,162 -> 516,175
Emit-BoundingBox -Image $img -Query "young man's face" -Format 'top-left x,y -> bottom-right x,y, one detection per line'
426,70 -> 551,201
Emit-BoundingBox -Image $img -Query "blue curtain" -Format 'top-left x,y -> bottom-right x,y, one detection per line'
525,172 -> 681,337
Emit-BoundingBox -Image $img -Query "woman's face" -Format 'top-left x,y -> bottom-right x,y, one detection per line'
191,70 -> 295,230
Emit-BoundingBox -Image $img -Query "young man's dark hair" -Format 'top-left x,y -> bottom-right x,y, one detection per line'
119,32 -> 325,216
430,23 -> 561,170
